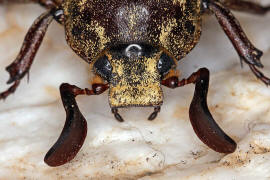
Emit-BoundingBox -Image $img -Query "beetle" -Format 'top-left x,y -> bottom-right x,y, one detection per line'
0,0 -> 269,167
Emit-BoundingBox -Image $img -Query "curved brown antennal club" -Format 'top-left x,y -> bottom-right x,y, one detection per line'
44,84 -> 88,166
162,68 -> 237,153
44,83 -> 108,166
189,68 -> 236,153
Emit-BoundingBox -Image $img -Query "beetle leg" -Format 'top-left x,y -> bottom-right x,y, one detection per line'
0,81 -> 20,100
162,68 -> 237,153
0,9 -> 57,100
37,0 -> 61,9
203,0 -> 270,85
249,64 -> 270,85
218,0 -> 270,15
0,0 -> 61,9
44,83 -> 109,167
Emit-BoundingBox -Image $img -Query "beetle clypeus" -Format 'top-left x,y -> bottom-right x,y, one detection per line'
0,0 -> 269,167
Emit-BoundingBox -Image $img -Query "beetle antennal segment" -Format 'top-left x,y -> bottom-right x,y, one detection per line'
189,68 -> 236,153
162,68 -> 237,153
45,83 -> 109,166
44,83 -> 88,167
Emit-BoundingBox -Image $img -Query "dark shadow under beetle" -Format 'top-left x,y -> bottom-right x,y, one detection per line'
0,0 -> 269,167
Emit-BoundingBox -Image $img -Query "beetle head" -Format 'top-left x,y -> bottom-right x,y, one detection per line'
93,43 -> 177,108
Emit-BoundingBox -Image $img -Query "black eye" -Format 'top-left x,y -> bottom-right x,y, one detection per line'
157,53 -> 175,75
94,55 -> 112,81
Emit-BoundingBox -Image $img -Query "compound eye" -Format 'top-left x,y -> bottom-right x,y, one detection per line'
94,55 -> 112,81
157,53 -> 175,76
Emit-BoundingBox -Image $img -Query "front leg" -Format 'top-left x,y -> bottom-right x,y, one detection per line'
0,8 -> 63,100
219,0 -> 270,15
0,10 -> 53,100
44,83 -> 109,167
35,0 -> 62,8
162,68 -> 237,153
203,0 -> 270,85
0,0 -> 61,9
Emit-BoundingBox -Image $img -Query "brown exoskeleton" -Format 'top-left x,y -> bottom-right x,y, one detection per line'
0,0 -> 269,167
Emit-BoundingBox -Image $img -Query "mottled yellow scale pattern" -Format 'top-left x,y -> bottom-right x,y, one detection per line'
63,0 -> 202,63
116,3 -> 150,42
159,18 -> 178,50
108,52 -> 163,108
63,0 -> 111,62
173,0 -> 186,8
63,0 -> 202,107
149,0 -> 202,60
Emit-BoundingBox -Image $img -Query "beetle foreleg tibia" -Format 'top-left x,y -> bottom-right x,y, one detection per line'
0,10 -> 53,100
205,1 -> 263,67
219,0 -> 270,15
0,0 -> 61,9
204,0 -> 270,85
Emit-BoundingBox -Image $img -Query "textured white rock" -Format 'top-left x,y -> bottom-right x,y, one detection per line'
0,1 -> 270,179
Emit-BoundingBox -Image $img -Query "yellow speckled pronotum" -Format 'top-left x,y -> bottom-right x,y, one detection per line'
1,0 -> 270,167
